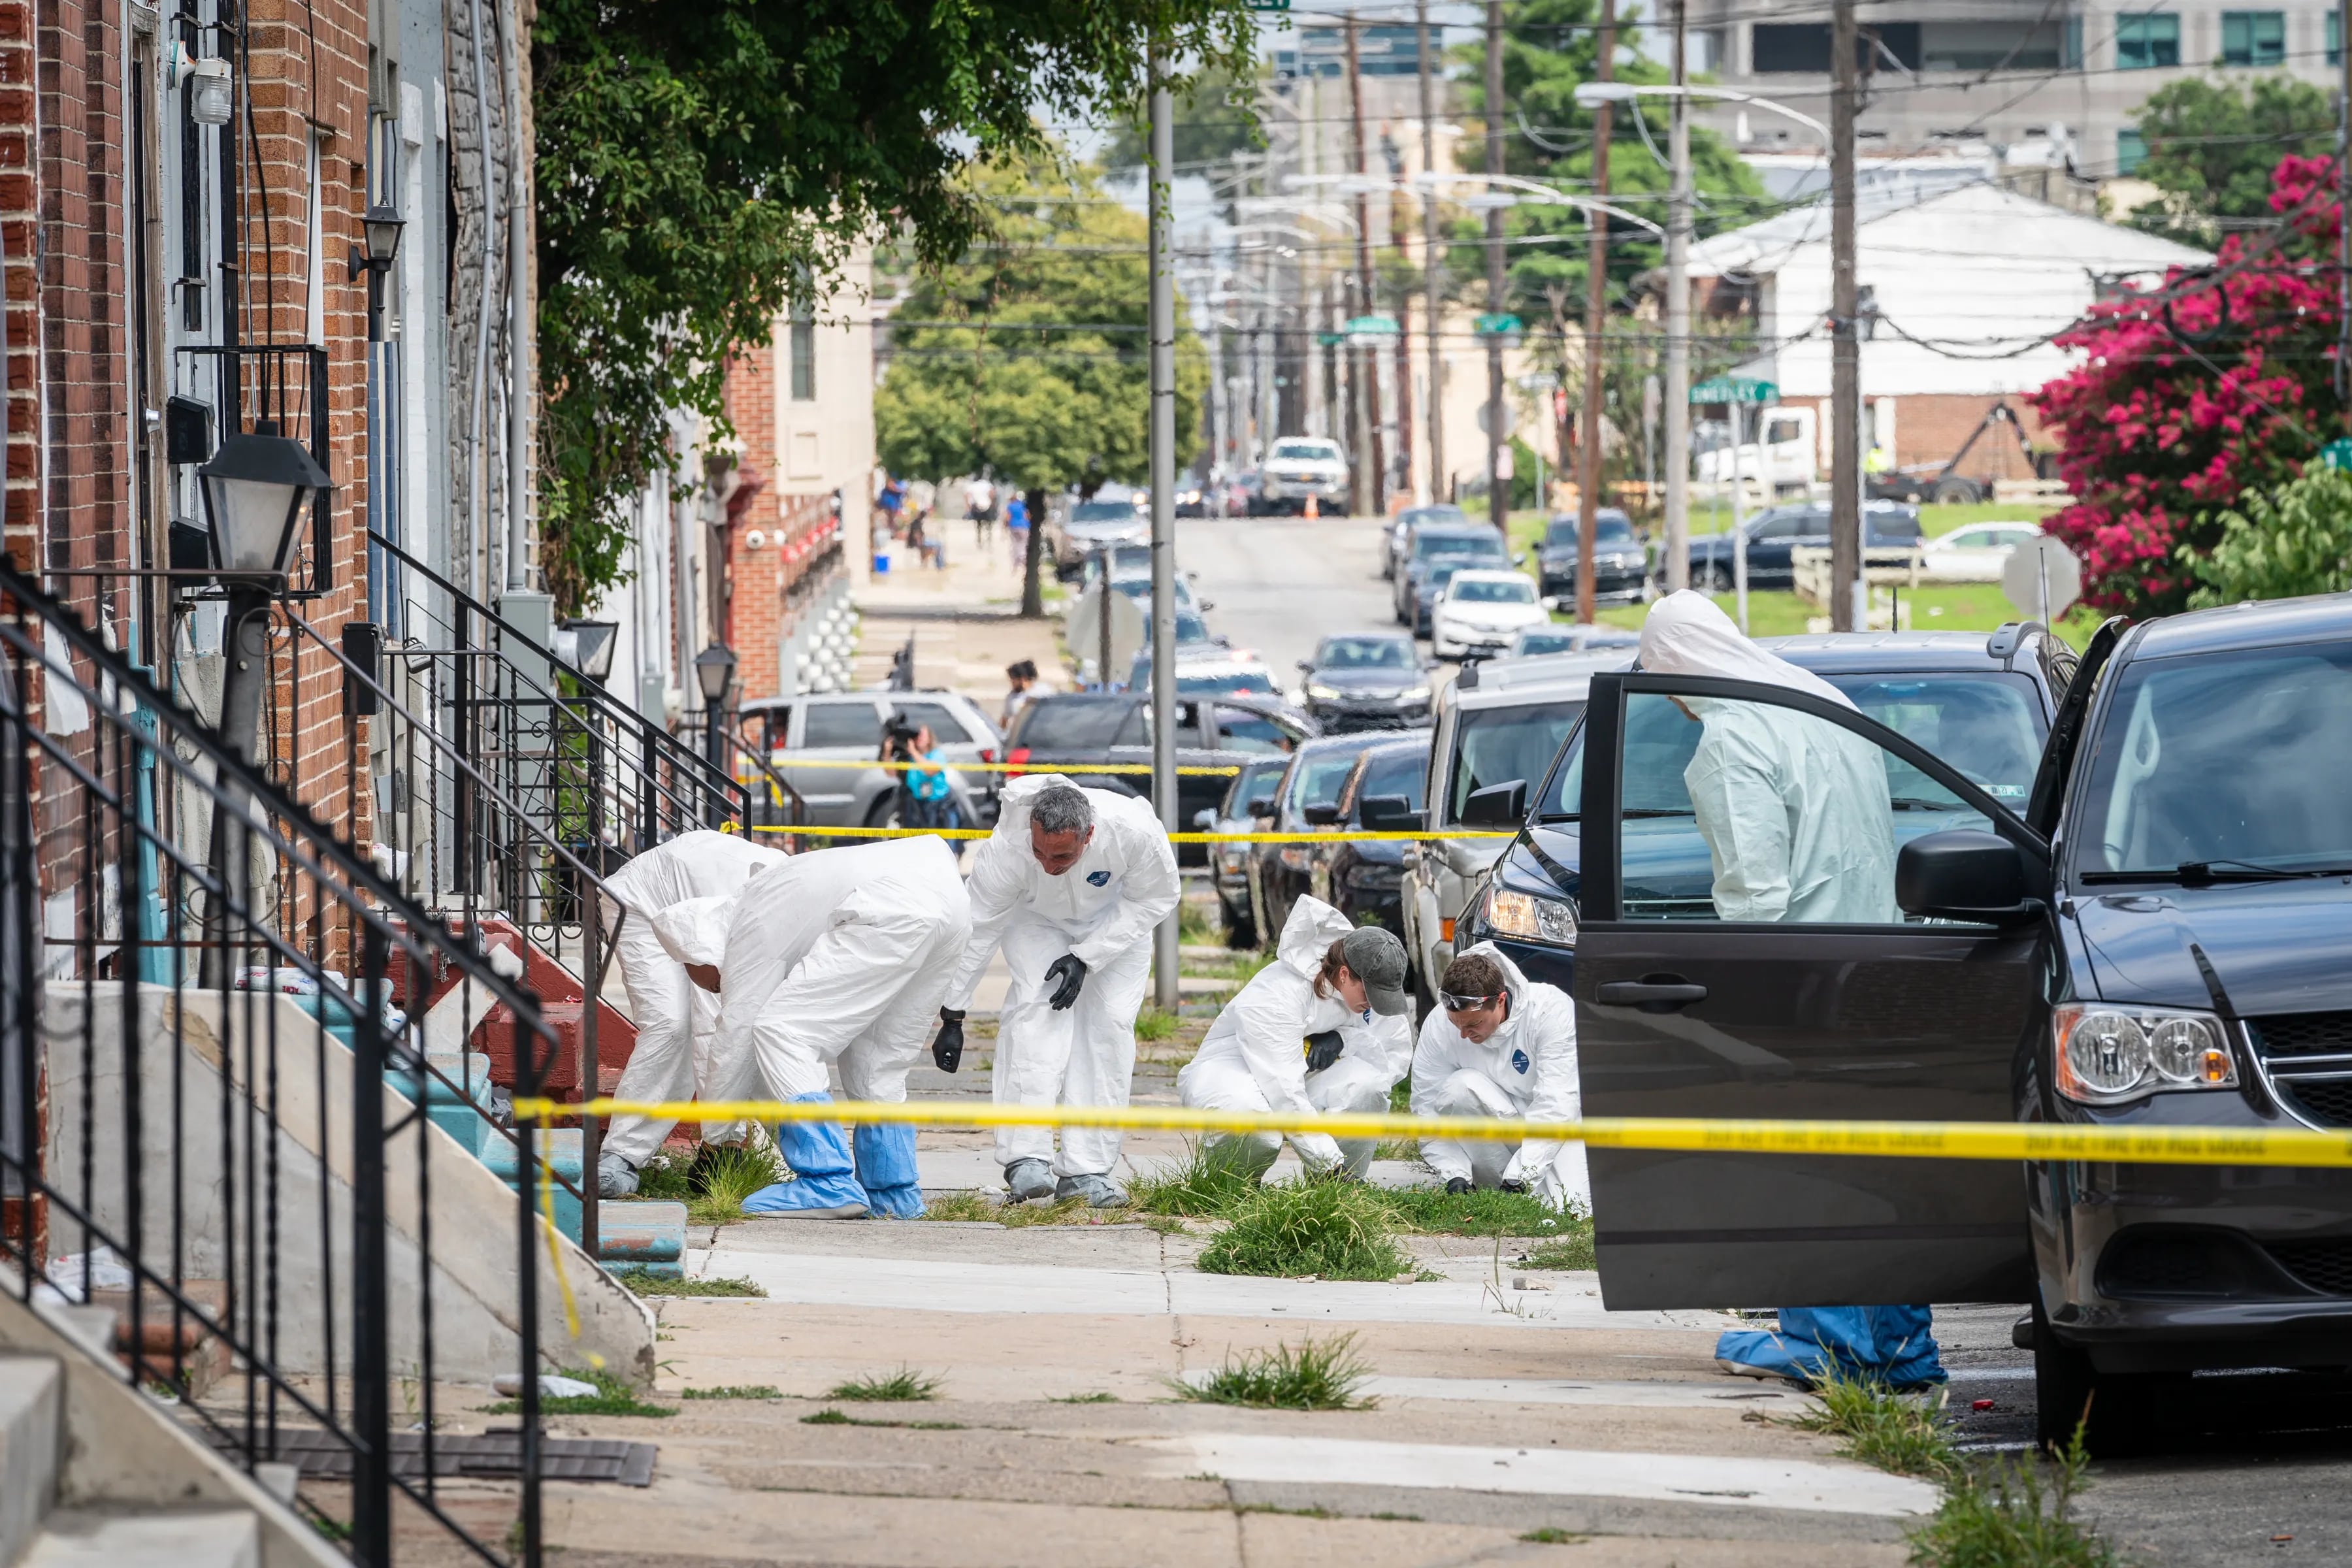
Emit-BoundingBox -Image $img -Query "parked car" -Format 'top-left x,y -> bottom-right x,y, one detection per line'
1395,649 -> 1634,1000
1510,625 -> 1642,658
1225,473 -> 1262,517
742,690 -> 1004,829
1430,569 -> 1549,661
1537,508 -> 1648,606
1385,503 -> 1472,581
1002,690 -> 1317,864
1246,731 -> 1396,942
1174,480 -> 1211,518
1305,735 -> 1432,945
1505,604 -> 2352,1454
1253,438 -> 1350,514
1053,496 -> 1149,579
1676,500 -> 1922,593
1296,631 -> 1434,732
1919,520 -> 2044,582
1394,523 -> 1512,630
1128,644 -> 1281,698
1200,755 -> 1294,948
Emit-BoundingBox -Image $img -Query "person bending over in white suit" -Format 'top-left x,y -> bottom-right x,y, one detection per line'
1410,944 -> 1587,1211
932,776 -> 1180,1207
668,834 -> 972,1220
596,829 -> 789,1198
1177,896 -> 1413,1181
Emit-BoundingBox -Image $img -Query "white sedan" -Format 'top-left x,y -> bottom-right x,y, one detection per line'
1429,570 -> 1548,659
1919,521 -> 2044,582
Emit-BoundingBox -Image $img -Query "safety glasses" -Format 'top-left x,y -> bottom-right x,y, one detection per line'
1439,990 -> 1503,1012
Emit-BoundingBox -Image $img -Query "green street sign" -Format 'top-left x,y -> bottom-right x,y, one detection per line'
1475,313 -> 1523,336
1315,331 -> 1343,347
1246,0 -> 1290,10
1345,314 -> 1400,338
1690,376 -> 1778,405
2324,437 -> 2352,471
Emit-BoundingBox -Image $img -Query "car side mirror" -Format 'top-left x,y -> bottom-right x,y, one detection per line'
1192,808 -> 1215,830
1460,779 -> 1527,828
1247,794 -> 1277,818
1198,600 -> 1216,612
1297,659 -> 1313,672
1896,830 -> 2042,924
1302,802 -> 1343,827
1360,794 -> 1420,832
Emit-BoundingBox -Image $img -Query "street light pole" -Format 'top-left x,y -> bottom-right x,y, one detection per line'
1418,0 -> 1445,502
1148,48 -> 1180,1010
1575,0 -> 1616,625
1483,0 -> 1506,532
1662,0 -> 1691,593
1345,16 -> 1385,517
1829,0 -> 1861,632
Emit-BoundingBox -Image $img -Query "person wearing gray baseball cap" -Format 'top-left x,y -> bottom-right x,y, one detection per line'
1176,897 -> 1414,1181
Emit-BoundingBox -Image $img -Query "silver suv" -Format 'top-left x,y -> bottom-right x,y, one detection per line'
740,690 -> 1002,828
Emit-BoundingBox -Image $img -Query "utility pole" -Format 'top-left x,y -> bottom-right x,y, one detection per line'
1829,0 -> 1861,632
1575,0 -> 1616,625
1148,49 -> 1179,1009
1483,0 -> 1507,532
1662,0 -> 1691,592
1347,16 -> 1386,517
1418,0 -> 1446,503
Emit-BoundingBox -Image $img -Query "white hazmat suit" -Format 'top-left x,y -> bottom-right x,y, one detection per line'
598,830 -> 789,1176
1177,897 -> 1413,1179
1409,942 -> 1587,1211
1637,591 -> 1896,923
685,834 -> 973,1218
945,777 -> 1181,1190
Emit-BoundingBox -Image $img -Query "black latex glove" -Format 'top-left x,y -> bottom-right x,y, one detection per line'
1499,1177 -> 1529,1195
1445,1177 -> 1472,1196
1303,1030 -> 1345,1073
1043,953 -> 1089,1011
931,1009 -> 966,1073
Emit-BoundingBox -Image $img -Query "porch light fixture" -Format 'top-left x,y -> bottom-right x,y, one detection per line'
188,56 -> 234,127
693,642 -> 738,706
196,425 -> 333,581
557,618 -> 620,683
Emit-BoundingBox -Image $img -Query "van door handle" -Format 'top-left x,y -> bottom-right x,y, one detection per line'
1596,979 -> 1708,1011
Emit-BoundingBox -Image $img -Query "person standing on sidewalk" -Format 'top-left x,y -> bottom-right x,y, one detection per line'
967,473 -> 997,547
1004,491 -> 1030,570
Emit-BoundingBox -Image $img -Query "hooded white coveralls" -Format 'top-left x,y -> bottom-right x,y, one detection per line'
945,777 -> 1181,1177
599,830 -> 789,1166
1177,896 -> 1413,1179
1637,591 -> 1897,923
1409,941 -> 1587,1211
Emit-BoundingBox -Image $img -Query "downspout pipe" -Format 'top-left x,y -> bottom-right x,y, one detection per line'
468,0 -> 496,601
502,0 -> 531,591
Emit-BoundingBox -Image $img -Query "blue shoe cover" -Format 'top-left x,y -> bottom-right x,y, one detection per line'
853,1123 -> 926,1219
1714,1305 -> 1945,1390
743,1093 -> 870,1214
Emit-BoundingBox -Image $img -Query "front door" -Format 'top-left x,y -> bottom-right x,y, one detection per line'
1574,672 -> 2046,1309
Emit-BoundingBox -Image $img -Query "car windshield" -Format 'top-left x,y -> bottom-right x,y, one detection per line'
1271,440 -> 1341,462
1450,578 -> 1536,605
1171,669 -> 1276,696
1538,670 -> 2050,817
1070,500 -> 1138,522
1414,530 -> 1504,561
1222,757 -> 1288,813
1513,632 -> 1580,657
1447,702 -> 1585,824
1352,745 -> 1428,817
2075,641 -> 2352,878
1287,746 -> 1371,817
1318,637 -> 1415,670
1215,708 -> 1296,755
1402,506 -> 1467,527
1013,699 -> 1132,749
1543,516 -> 1637,547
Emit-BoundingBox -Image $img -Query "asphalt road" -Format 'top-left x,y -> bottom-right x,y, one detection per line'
1179,510 -> 1397,688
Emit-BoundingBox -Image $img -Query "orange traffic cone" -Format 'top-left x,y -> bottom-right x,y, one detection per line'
1303,494 -> 1320,520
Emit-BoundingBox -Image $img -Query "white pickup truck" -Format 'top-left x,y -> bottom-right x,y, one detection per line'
1695,405 -> 1815,498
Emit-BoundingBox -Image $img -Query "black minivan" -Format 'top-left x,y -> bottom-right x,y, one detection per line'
1522,598 -> 2352,1451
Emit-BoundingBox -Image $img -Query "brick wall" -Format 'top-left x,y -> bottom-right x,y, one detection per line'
0,0 -> 33,572
721,344 -> 841,702
1785,392 -> 2053,487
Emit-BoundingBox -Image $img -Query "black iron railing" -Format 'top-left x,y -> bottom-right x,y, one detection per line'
0,561 -> 564,1565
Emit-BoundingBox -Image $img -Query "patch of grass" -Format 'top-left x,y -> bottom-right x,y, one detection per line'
1178,900 -> 1221,944
1134,1005 -> 1181,1043
680,1384 -> 781,1400
1372,1137 -> 1422,1160
1918,500 -> 2061,536
611,1268 -> 767,1298
480,1366 -> 674,1418
800,1407 -> 966,1430
1908,1429 -> 2121,1567
1197,1176 -> 1411,1281
826,1366 -> 943,1402
1128,1141 -> 1264,1218
632,1151 -> 693,1201
1051,1392 -> 1119,1403
1377,1184 -> 1569,1238
1135,1213 -> 1190,1237
1175,1333 -> 1376,1411
688,1142 -> 791,1225
918,1189 -> 1004,1223
1792,1365 -> 1956,1480
1519,1232 -> 1597,1270
1413,1267 -> 1446,1282
922,1188 -> 1143,1228
1370,1512 -> 1422,1522
1520,1527 -> 1585,1544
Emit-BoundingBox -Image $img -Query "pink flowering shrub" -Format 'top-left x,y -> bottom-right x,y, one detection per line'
2028,154 -> 2344,614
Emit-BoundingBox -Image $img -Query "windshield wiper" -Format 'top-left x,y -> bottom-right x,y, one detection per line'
1621,808 -> 1695,819
2079,860 -> 2352,887
1888,796 -> 1970,812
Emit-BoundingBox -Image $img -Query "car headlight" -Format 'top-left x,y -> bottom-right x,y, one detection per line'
1485,887 -> 1578,947
2052,1003 -> 2238,1105
1305,681 -> 1341,700
1401,683 -> 1431,703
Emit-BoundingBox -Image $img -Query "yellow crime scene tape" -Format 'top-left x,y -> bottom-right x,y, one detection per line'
736,823 -> 1513,843
748,758 -> 1244,776
514,1097 -> 2352,1171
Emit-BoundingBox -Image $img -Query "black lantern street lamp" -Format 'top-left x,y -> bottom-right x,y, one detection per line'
348,201 -> 406,342
693,642 -> 738,826
556,617 -> 620,685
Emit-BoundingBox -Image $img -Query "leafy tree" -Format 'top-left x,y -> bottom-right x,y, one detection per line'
1103,59 -> 1264,178
2029,154 -> 2345,615
874,157 -> 1209,616
2185,463 -> 2352,607
2125,75 -> 2336,246
529,0 -> 1254,612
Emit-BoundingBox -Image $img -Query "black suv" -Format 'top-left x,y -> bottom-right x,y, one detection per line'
1677,500 -> 1923,593
1537,508 -> 1647,605
1476,602 -> 2352,1452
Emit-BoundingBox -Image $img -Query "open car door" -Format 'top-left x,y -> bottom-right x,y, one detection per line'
1574,672 -> 2050,1310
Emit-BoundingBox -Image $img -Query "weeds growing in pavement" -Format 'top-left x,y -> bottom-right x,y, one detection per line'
610,1268 -> 767,1298
1128,1141 -> 1264,1218
1177,900 -> 1220,945
1907,1427 -> 2120,1567
1518,1233 -> 1597,1270
1135,1005 -> 1181,1043
919,1190 -> 1114,1227
1196,1175 -> 1411,1281
1377,1184 -> 1573,1238
1051,1392 -> 1120,1403
826,1366 -> 943,1402
915,1189 -> 1002,1223
800,1407 -> 966,1430
631,1152 -> 693,1201
1174,1333 -> 1377,1411
1520,1528 -> 1586,1544
480,1366 -> 674,1418
1793,1367 -> 1959,1480
680,1384 -> 781,1400
689,1143 -> 791,1224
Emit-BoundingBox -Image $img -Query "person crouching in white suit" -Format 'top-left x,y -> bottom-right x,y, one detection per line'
670,834 -> 973,1220
1411,944 -> 1587,1211
596,830 -> 789,1198
1177,896 -> 1413,1181
932,776 -> 1180,1207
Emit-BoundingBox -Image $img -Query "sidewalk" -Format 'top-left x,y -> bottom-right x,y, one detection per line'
854,520 -> 1064,700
